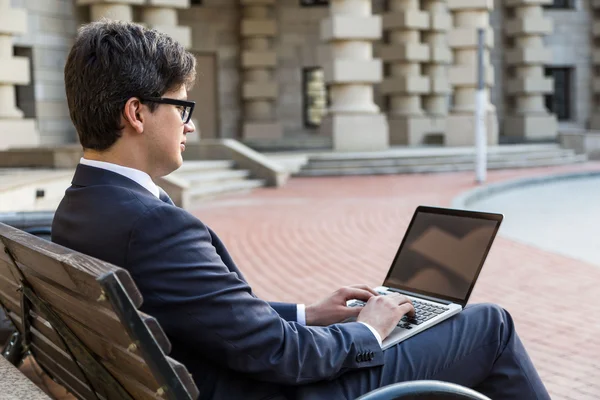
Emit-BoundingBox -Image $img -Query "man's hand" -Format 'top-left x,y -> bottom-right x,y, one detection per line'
305,285 -> 379,326
357,292 -> 415,340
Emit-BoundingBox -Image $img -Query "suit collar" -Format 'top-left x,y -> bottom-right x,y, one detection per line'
72,164 -> 157,199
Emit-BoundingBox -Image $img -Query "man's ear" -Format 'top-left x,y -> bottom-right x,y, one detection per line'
123,97 -> 145,134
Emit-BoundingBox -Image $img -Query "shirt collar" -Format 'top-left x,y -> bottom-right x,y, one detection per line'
79,157 -> 160,199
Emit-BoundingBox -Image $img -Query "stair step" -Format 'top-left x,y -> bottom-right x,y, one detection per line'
307,144 -> 564,162
176,169 -> 251,184
189,179 -> 265,199
304,150 -> 577,169
176,160 -> 235,173
296,155 -> 587,176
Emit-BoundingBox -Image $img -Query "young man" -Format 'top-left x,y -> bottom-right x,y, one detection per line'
52,19 -> 551,400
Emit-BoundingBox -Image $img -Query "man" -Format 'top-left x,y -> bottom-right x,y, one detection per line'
52,19 -> 550,400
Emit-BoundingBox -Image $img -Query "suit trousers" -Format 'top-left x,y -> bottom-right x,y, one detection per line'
294,303 -> 551,400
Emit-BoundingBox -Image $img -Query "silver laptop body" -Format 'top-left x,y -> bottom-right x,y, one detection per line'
348,206 -> 503,350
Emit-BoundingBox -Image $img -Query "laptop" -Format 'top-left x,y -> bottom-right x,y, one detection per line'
347,205 -> 503,350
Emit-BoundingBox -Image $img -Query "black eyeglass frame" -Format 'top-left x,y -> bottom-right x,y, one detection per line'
139,97 -> 196,124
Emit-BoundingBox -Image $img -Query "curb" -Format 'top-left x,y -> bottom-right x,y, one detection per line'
451,170 -> 600,210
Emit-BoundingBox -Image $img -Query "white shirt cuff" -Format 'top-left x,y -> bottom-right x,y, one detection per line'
296,304 -> 306,325
358,322 -> 383,347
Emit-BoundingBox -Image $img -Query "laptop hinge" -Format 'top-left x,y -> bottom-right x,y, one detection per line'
386,288 -> 454,306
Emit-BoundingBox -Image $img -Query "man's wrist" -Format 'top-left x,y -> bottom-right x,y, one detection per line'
357,322 -> 383,347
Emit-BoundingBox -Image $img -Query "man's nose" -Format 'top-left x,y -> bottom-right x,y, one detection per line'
184,119 -> 195,133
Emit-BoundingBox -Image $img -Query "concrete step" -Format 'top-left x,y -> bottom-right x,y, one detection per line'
303,149 -> 578,170
307,144 -> 564,162
188,179 -> 265,200
176,169 -> 251,184
296,154 -> 587,176
176,160 -> 235,173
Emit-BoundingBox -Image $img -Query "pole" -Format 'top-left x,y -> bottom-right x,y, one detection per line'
475,28 -> 487,184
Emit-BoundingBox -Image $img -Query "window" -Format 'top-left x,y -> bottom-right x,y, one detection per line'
302,67 -> 328,128
300,0 -> 328,6
14,47 -> 36,119
543,0 -> 575,9
545,67 -> 572,121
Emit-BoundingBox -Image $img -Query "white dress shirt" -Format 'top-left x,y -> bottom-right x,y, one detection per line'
79,158 -> 382,347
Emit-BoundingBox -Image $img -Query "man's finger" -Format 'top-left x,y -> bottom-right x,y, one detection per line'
387,293 -> 413,307
398,302 -> 415,317
342,287 -> 376,302
349,284 -> 379,296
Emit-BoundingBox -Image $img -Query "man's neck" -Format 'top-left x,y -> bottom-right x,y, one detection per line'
83,149 -> 149,176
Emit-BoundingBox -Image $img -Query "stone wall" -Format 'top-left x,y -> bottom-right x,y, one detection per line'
6,0 -> 593,145
11,0 -> 81,146
179,0 -> 240,139
543,0 -> 592,130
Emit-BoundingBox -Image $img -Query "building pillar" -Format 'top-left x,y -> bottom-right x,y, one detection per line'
319,0 -> 389,151
380,0 -> 431,145
591,1 -> 600,129
446,0 -> 498,146
0,0 -> 38,150
504,0 -> 556,140
240,0 -> 282,140
80,0 -> 141,21
141,0 -> 191,49
422,0 -> 452,137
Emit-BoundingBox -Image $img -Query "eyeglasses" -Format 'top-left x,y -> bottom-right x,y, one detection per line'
139,97 -> 196,124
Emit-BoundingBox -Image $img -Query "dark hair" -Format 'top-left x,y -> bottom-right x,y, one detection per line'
64,19 -> 196,151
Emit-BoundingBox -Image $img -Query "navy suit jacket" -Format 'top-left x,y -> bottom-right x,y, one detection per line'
51,165 -> 383,399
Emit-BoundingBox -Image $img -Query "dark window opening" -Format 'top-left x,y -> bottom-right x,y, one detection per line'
14,47 -> 36,119
543,0 -> 575,9
300,0 -> 328,6
545,67 -> 572,121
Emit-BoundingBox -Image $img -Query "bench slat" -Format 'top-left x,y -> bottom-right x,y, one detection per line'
0,260 -> 196,398
0,224 -> 199,400
0,225 -> 142,308
31,334 -> 163,400
10,311 -> 162,394
34,349 -> 97,400
8,269 -> 172,355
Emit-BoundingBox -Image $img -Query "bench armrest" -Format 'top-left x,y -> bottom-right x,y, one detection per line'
356,380 -> 491,400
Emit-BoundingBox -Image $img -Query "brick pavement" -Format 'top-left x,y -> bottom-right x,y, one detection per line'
191,163 -> 600,400
16,162 -> 600,399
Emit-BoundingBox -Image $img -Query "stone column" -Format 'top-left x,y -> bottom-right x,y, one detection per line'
141,0 -> 191,49
379,0 -> 431,145
422,0 -> 452,137
504,0 -> 556,140
319,0 -> 389,151
240,0 -> 282,140
77,0 -> 142,21
446,0 -> 498,146
0,0 -> 38,150
591,1 -> 600,129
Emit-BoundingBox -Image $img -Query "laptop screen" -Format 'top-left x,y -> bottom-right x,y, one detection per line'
383,206 -> 503,306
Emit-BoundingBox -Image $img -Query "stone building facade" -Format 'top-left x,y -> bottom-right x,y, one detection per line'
0,0 -> 593,152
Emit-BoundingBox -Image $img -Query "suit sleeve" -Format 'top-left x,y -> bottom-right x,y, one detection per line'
126,205 -> 383,385
268,302 -> 298,322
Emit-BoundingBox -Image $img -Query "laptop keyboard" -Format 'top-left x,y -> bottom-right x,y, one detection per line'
349,292 -> 449,329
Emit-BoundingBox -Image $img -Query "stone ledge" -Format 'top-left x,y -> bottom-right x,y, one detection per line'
559,129 -> 600,160
0,145 -> 82,168
0,8 -> 27,36
321,15 -> 382,41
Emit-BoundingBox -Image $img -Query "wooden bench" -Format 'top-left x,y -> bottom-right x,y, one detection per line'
0,222 -> 200,400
